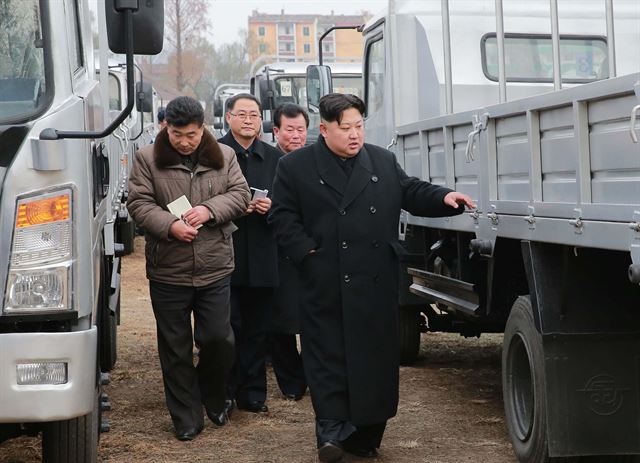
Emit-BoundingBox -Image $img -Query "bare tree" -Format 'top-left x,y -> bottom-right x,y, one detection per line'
164,0 -> 210,92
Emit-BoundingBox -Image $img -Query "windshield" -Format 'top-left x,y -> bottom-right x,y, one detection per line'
272,74 -> 363,143
0,0 -> 49,124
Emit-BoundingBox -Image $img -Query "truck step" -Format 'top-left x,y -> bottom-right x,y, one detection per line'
100,417 -> 110,433
408,268 -> 480,317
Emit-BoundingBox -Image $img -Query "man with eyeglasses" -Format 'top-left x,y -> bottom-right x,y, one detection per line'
218,94 -> 282,415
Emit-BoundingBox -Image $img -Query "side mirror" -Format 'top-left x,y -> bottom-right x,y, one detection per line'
306,65 -> 332,113
135,82 -> 153,112
258,79 -> 277,111
262,120 -> 274,134
105,0 -> 164,55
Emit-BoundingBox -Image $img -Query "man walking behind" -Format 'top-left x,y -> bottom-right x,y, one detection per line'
218,94 -> 282,414
270,103 -> 309,401
127,96 -> 250,441
269,94 -> 475,462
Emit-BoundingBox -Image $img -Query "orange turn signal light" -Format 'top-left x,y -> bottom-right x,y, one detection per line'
16,194 -> 70,228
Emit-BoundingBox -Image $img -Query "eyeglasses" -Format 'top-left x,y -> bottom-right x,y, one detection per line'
229,112 -> 262,121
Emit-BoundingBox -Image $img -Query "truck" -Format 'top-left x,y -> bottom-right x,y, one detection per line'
307,0 -> 640,461
0,1 -> 163,461
252,61 -> 363,144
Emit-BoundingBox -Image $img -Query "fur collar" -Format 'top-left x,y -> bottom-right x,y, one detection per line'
154,127 -> 225,170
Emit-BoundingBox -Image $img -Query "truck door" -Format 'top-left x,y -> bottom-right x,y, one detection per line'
363,25 -> 393,150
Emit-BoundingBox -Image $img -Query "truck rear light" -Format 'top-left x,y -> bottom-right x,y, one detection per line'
16,362 -> 68,385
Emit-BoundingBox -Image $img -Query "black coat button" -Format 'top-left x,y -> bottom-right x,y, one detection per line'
370,206 -> 377,214
319,179 -> 325,185
341,241 -> 348,249
344,274 -> 351,283
338,209 -> 346,216
371,240 -> 379,248
371,175 -> 378,182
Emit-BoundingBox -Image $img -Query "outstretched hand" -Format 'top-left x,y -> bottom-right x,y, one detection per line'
443,191 -> 476,210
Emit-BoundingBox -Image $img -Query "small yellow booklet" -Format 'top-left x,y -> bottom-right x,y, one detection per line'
167,195 -> 202,229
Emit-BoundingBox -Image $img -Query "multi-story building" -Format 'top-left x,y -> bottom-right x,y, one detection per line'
248,9 -> 369,64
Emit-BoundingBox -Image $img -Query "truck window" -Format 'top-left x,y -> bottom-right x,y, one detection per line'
481,33 -> 608,83
0,0 -> 50,124
365,37 -> 384,116
66,0 -> 84,73
109,73 -> 121,111
332,76 -> 363,99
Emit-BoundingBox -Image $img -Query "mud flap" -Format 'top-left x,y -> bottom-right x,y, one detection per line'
544,332 -> 640,457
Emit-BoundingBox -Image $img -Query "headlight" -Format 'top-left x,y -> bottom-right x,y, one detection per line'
4,188 -> 73,313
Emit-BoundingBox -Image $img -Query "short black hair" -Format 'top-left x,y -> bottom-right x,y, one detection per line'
319,93 -> 366,124
226,93 -> 262,113
157,107 -> 165,123
165,96 -> 204,127
273,103 -> 309,128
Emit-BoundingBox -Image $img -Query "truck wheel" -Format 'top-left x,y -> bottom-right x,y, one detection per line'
399,305 -> 421,365
503,296 -> 557,463
42,388 -> 99,463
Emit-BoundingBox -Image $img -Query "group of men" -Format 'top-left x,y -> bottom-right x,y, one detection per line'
127,92 -> 473,462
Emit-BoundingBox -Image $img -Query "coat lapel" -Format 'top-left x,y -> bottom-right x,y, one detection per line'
339,145 -> 373,210
313,139 -> 348,196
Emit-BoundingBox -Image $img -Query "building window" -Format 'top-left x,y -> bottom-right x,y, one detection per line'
258,26 -> 265,37
278,23 -> 293,35
259,43 -> 266,53
303,26 -> 310,36
304,43 -> 311,54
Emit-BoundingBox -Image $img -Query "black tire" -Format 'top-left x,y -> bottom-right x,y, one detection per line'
399,305 -> 421,365
503,296 -> 558,463
42,389 -> 99,463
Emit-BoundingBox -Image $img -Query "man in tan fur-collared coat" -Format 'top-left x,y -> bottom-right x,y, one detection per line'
127,96 -> 250,442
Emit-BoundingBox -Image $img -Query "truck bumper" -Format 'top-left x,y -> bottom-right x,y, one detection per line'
0,327 -> 97,422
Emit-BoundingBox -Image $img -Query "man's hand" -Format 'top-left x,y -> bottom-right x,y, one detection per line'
443,191 -> 476,210
253,197 -> 272,215
182,205 -> 211,228
169,220 -> 198,242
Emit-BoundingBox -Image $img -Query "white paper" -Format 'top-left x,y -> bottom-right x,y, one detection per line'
167,195 -> 202,229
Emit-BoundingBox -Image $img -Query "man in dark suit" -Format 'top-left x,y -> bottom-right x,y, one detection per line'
269,94 -> 474,461
270,103 -> 309,401
218,94 -> 282,414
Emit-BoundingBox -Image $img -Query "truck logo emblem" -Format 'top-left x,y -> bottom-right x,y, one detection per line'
578,374 -> 630,416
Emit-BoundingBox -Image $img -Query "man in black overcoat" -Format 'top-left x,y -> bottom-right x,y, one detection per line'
268,94 -> 475,462
270,103 -> 310,401
218,94 -> 282,414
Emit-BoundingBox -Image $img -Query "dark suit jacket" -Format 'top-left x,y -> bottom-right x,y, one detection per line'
218,132 -> 282,287
268,137 -> 463,424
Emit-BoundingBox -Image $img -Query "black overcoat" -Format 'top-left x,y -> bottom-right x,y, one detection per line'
218,132 -> 282,287
268,138 -> 463,425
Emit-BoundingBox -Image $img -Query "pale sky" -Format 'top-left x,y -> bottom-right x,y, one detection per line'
208,0 -> 388,45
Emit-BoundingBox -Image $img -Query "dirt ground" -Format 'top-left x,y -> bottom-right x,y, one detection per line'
0,237 -> 517,463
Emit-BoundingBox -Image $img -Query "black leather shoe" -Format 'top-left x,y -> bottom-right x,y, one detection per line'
207,399 -> 235,426
237,400 -> 268,413
343,443 -> 378,458
174,425 -> 202,441
317,441 -> 345,463
283,393 -> 303,401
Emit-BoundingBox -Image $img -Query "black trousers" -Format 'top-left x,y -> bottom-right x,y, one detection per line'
228,286 -> 273,406
149,277 -> 234,431
270,332 -> 307,397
